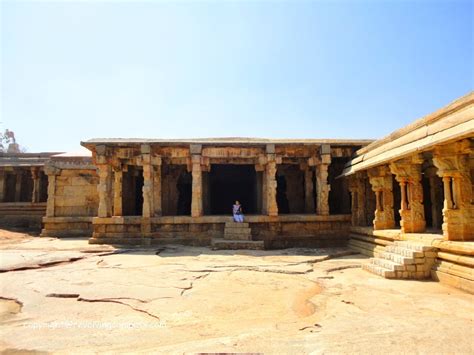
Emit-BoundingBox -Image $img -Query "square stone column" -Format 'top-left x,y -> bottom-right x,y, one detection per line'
266,158 -> 278,216
141,146 -> 154,219
433,140 -> 474,241
14,170 -> 22,202
348,172 -> 367,226
425,167 -> 443,230
153,157 -> 162,216
390,155 -> 426,233
315,150 -> 331,216
263,145 -> 279,217
113,168 -> 123,216
31,167 -> 40,203
190,144 -> 203,217
368,165 -> 395,230
300,163 -> 315,213
97,164 -> 113,218
0,170 -> 5,203
45,166 -> 60,217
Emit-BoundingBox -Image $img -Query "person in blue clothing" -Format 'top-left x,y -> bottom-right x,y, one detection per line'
232,200 -> 244,223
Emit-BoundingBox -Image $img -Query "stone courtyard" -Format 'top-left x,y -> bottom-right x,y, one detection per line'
1,229 -> 472,354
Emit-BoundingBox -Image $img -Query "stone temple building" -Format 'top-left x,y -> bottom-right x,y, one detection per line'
0,92 -> 472,293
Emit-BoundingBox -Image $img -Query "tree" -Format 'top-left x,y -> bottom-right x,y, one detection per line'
0,129 -> 23,153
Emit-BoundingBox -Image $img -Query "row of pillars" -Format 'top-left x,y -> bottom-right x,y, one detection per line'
0,167 -> 45,203
95,144 -> 333,220
349,140 -> 474,241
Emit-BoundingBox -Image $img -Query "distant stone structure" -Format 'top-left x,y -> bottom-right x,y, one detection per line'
0,92 -> 472,293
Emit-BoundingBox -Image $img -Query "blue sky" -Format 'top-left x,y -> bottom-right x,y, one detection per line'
1,0 -> 472,152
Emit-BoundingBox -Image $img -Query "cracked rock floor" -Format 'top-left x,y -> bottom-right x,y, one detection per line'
1,229 -> 473,354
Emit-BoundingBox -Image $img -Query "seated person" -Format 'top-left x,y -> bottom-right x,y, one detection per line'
232,200 -> 244,223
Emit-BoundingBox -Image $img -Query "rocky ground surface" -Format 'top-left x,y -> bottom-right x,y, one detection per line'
0,229 -> 473,354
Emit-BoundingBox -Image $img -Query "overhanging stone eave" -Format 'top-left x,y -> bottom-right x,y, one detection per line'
338,119 -> 474,178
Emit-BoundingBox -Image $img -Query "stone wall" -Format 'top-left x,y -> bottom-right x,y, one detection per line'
89,215 -> 351,248
54,169 -> 99,217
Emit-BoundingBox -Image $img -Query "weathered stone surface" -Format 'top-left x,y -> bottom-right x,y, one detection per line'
1,230 -> 473,353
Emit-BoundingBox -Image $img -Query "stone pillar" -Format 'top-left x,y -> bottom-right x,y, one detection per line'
348,172 -> 367,226
14,170 -> 22,202
97,164 -> 113,218
301,164 -> 315,213
255,164 -> 265,214
265,145 -> 279,217
31,167 -> 40,203
0,170 -> 5,203
266,158 -> 278,216
113,168 -> 123,216
153,157 -> 162,216
390,156 -> 426,233
368,165 -> 395,230
315,147 -> 331,216
262,166 -> 268,214
426,167 -> 443,230
190,144 -> 203,217
433,140 -> 474,241
141,145 -> 154,219
348,176 -> 358,226
45,166 -> 60,217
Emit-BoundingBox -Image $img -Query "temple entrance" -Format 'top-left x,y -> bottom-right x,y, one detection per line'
122,166 -> 144,216
208,164 -> 258,215
276,164 -> 304,214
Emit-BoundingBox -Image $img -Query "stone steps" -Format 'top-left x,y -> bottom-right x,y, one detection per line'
362,263 -> 396,278
219,222 -> 255,247
211,238 -> 264,250
363,240 -> 438,280
225,222 -> 249,228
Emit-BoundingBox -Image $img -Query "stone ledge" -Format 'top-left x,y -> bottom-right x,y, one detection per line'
43,216 -> 93,223
431,269 -> 474,294
92,214 -> 351,225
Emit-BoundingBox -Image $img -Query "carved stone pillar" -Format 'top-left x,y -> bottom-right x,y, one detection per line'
0,170 -> 5,203
368,165 -> 395,230
97,164 -> 113,218
141,145 -> 154,219
190,144 -> 203,217
348,172 -> 367,226
113,168 -> 123,216
425,167 -> 443,230
315,151 -> 331,216
433,140 -> 474,241
31,167 -> 40,203
390,155 -> 426,233
266,158 -> 278,216
255,163 -> 265,214
153,157 -> 162,216
301,163 -> 315,213
348,176 -> 358,226
45,166 -> 60,217
14,170 -> 22,202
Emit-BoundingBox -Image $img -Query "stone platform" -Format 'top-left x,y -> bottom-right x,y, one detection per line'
349,226 -> 474,293
88,214 -> 351,249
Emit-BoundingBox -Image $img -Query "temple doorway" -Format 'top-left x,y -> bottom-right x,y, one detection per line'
208,164 -> 259,215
